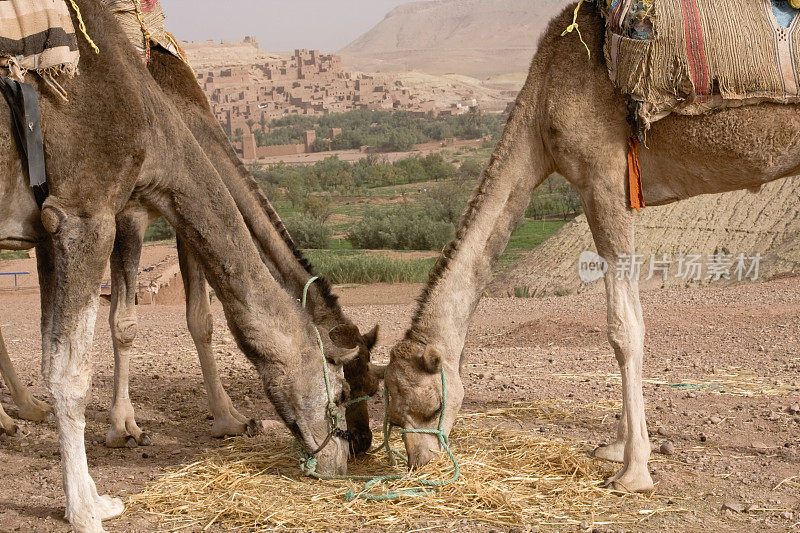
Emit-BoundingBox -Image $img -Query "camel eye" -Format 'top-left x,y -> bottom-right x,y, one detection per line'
424,402 -> 443,422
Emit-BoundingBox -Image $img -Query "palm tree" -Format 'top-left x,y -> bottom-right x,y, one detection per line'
245,119 -> 256,133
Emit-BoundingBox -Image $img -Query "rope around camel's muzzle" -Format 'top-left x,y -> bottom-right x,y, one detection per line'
297,277 -> 460,501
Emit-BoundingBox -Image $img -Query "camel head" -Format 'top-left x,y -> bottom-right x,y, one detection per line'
328,323 -> 381,455
250,323 -> 364,475
383,339 -> 464,469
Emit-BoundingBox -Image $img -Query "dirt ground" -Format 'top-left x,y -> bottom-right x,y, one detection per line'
0,253 -> 799,531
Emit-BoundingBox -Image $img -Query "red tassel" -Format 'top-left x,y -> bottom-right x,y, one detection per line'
627,137 -> 645,212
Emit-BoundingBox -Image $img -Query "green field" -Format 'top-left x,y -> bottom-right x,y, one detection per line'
0,250 -> 29,260
124,109 -> 581,283
301,219 -> 566,284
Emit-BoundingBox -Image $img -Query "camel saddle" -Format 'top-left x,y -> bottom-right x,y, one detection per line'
601,0 -> 800,133
0,0 -> 79,76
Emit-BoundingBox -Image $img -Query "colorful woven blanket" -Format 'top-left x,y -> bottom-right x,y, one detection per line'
103,0 -> 184,63
602,0 -> 800,132
0,0 -> 79,76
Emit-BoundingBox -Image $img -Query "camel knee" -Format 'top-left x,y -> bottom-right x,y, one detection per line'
187,308 -> 213,345
47,371 -> 92,414
112,314 -> 138,347
607,325 -> 643,365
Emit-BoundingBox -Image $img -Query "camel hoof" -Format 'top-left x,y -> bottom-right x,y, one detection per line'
246,419 -> 259,438
138,433 -> 152,447
604,472 -> 654,493
211,416 -> 250,438
592,443 -> 625,463
95,494 -> 125,521
1,424 -> 18,437
18,400 -> 53,423
125,436 -> 138,448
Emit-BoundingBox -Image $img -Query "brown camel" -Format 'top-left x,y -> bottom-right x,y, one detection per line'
103,46 -> 381,452
0,44 -> 381,451
383,2 -> 800,493
0,1 -> 361,530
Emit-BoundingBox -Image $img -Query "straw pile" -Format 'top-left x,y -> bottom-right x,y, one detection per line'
130,407 -> 685,531
553,367 -> 800,397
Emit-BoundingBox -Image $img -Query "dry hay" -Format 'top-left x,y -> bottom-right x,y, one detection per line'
552,367 -> 800,397
130,415 -> 686,532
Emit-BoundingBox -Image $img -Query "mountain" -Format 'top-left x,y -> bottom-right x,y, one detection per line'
339,0 -> 571,78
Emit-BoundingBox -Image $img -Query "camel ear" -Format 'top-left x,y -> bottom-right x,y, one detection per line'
417,346 -> 443,374
328,324 -> 359,349
363,325 -> 380,351
326,347 -> 359,366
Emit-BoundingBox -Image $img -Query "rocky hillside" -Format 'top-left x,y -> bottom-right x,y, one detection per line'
339,0 -> 571,78
489,177 -> 800,297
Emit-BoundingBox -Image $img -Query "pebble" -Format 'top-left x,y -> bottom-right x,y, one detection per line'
657,427 -> 669,437
709,415 -> 722,424
721,501 -> 743,513
699,433 -> 707,442
659,441 -> 676,455
789,404 -> 800,415
780,511 -> 794,520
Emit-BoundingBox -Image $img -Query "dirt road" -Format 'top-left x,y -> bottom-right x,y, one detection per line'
0,263 -> 798,531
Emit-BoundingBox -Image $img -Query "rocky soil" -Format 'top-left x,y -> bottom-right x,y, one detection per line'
0,251 -> 799,531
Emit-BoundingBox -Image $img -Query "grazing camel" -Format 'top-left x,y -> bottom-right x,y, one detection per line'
103,46 -> 381,452
383,2 -> 800,493
0,1 -> 359,530
0,44 -> 381,451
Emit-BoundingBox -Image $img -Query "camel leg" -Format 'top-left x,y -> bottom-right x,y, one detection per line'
40,209 -> 123,531
580,178 -> 653,493
0,335 -> 17,432
176,238 -> 252,438
0,327 -> 52,426
106,212 -> 151,448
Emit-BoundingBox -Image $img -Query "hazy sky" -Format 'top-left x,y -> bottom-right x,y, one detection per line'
160,1 -> 429,52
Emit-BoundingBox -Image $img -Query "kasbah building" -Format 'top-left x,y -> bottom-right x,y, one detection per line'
195,40 -> 475,161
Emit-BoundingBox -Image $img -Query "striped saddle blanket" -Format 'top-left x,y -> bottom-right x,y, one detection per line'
602,0 -> 800,132
0,0 -> 79,75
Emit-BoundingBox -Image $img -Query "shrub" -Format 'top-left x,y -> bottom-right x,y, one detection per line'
283,217 -> 331,249
347,208 -> 454,251
424,179 -> 472,224
300,194 -> 333,222
144,217 -> 175,242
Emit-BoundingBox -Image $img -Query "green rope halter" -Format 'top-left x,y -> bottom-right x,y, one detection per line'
297,277 -> 460,500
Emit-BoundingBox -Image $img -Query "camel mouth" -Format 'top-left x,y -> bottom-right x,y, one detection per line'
403,432 -> 442,469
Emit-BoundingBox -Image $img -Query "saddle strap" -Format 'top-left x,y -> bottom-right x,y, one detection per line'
0,77 -> 48,209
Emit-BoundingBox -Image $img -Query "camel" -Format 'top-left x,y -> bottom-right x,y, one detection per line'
0,1 -> 362,530
0,45 -> 381,453
102,46 -> 381,452
382,2 -> 800,493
